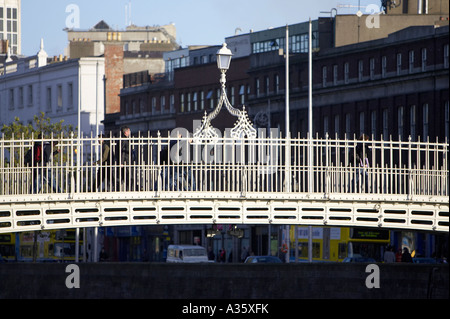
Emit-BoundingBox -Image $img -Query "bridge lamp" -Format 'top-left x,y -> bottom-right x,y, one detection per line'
216,43 -> 232,71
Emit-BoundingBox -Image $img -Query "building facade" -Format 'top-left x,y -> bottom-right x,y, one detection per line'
0,40 -> 105,136
0,0 -> 20,55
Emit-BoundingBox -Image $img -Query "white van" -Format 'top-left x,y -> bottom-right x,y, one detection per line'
166,245 -> 210,263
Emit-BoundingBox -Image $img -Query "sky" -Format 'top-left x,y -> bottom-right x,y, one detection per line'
21,0 -> 382,57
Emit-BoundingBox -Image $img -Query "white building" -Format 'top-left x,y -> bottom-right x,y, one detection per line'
0,0 -> 20,55
0,40 -> 105,136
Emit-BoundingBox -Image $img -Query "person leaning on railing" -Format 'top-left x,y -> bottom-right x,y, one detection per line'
95,134 -> 111,191
354,134 -> 370,193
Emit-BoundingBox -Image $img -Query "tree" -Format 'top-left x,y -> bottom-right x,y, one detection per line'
1,111 -> 75,139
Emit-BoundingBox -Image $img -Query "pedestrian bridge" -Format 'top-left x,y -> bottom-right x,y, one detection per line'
0,134 -> 448,233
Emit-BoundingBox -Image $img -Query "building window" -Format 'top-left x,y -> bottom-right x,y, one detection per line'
57,85 -> 63,110
409,50 -> 414,73
334,115 -> 340,138
396,53 -> 402,75
200,91 -> 204,110
344,62 -> 349,84
323,116 -> 329,137
421,48 -> 427,72
333,65 -> 338,86
9,88 -> 14,109
422,104 -> 429,139
160,96 -> 166,113
381,56 -> 387,78
371,110 -> 377,139
255,78 -> 260,97
345,113 -> 351,138
152,97 -> 157,114
140,99 -> 145,114
28,85 -> 33,107
231,87 -> 235,105
265,76 -> 270,95
67,83 -> 73,109
369,58 -> 375,80
180,93 -> 185,113
382,109 -> 389,141
398,106 -> 404,140
359,112 -> 365,135
46,87 -> 52,111
358,60 -> 364,82
18,87 -> 23,108
322,66 -> 327,87
192,92 -> 197,111
239,85 -> 245,105
410,105 -> 416,141
170,94 -> 175,113
274,74 -> 280,94
444,44 -> 449,69
187,93 -> 191,112
445,101 -> 449,141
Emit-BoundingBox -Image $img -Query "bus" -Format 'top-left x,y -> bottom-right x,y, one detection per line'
166,245 -> 210,263
289,226 -> 390,262
0,229 -> 83,262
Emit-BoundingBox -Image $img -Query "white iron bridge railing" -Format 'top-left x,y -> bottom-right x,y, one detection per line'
0,133 -> 448,233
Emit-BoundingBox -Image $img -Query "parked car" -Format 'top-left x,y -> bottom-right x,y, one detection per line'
244,256 -> 282,263
342,254 -> 376,263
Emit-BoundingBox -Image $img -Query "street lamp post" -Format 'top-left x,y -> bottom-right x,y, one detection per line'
194,43 -> 256,141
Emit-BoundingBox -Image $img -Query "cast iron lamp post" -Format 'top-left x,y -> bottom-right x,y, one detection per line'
194,43 -> 256,141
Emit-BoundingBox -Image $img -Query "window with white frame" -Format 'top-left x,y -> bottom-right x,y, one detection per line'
239,85 -> 245,105
28,85 -> 33,107
275,74 -> 280,94
187,93 -> 191,112
333,65 -> 338,86
57,85 -> 63,109
193,92 -> 197,111
396,53 -> 402,75
170,94 -> 175,113
200,91 -> 204,110
409,50 -> 414,73
180,93 -> 185,113
358,60 -> 363,82
344,62 -> 349,84
421,48 -> 427,72
67,83 -> 73,109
